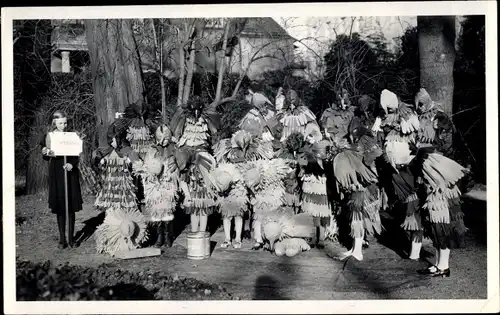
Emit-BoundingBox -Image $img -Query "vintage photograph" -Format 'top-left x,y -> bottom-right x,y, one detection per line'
2,1 -> 498,313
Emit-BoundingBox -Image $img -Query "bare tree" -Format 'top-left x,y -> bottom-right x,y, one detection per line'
84,19 -> 146,147
418,16 -> 456,116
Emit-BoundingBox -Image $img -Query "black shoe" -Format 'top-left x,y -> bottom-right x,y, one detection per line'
242,230 -> 252,240
58,241 -> 68,249
252,242 -> 264,250
418,265 -> 451,278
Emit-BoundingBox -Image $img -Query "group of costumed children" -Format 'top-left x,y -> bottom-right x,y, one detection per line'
86,85 -> 468,278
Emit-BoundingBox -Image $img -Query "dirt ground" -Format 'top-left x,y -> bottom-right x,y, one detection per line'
14,193 -> 488,300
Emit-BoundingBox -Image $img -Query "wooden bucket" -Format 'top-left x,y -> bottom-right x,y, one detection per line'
187,232 -> 208,260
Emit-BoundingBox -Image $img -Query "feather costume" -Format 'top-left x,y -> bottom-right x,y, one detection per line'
170,96 -> 220,150
244,158 -> 292,221
276,90 -> 321,143
414,88 -> 455,157
212,130 -> 274,217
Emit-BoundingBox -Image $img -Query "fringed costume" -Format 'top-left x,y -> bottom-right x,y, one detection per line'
262,207 -> 316,256
170,96 -> 221,233
93,122 -> 141,214
132,123 -> 183,248
414,88 -> 456,157
243,157 -> 292,249
382,144 -> 468,277
276,90 -> 322,143
240,91 -> 276,143
212,129 -> 274,248
92,121 -> 149,256
372,89 -> 420,154
276,132 -> 332,248
330,120 -> 385,261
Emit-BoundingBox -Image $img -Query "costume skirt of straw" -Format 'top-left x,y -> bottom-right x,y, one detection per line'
251,185 -> 287,222
342,183 -> 383,238
421,185 -> 466,249
182,171 -> 216,216
301,174 -> 331,218
217,181 -> 249,218
94,152 -> 138,212
142,178 -> 178,222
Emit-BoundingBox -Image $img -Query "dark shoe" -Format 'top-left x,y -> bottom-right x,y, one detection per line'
417,265 -> 451,278
242,230 -> 252,240
252,242 -> 264,250
58,241 -> 68,249
315,242 -> 325,249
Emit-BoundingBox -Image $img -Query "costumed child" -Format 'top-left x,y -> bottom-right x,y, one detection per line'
371,89 -> 420,149
239,90 -> 278,237
92,118 -> 149,256
132,123 -> 185,248
276,89 -> 323,215
382,144 -> 468,277
243,156 -> 292,250
170,95 -> 221,233
40,110 -> 84,249
414,88 -> 456,157
330,117 -> 385,261
319,87 -> 356,144
212,129 -> 274,248
277,131 -> 332,249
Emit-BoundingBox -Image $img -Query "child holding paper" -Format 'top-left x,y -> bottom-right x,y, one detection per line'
40,110 -> 83,249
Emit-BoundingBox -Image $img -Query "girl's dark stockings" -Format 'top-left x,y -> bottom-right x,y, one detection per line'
57,212 -> 75,248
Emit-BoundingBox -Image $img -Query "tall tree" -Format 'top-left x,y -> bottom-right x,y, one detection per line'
417,16 -> 456,116
84,19 -> 146,147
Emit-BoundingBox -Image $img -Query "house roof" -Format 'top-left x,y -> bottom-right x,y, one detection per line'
242,18 -> 297,41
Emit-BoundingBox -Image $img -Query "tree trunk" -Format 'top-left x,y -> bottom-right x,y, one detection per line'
84,19 -> 145,147
418,16 -> 456,116
215,19 -> 231,102
183,38 -> 197,103
25,108 -> 49,195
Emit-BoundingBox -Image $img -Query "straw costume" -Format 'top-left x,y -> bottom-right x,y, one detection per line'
330,118 -> 385,261
275,131 -> 332,248
372,89 -> 420,151
276,90 -> 322,143
239,90 -> 279,238
132,123 -> 185,248
262,206 -> 316,256
414,88 -> 456,157
319,88 -> 356,145
92,120 -> 148,256
212,129 -> 274,249
170,96 -> 221,233
92,121 -> 141,214
380,144 -> 468,277
240,90 -> 277,144
243,157 -> 292,250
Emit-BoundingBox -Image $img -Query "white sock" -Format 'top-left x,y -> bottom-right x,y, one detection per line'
234,216 -> 243,241
223,217 -> 231,241
409,241 -> 422,260
352,237 -> 364,260
437,248 -> 450,270
253,220 -> 263,243
199,215 -> 208,232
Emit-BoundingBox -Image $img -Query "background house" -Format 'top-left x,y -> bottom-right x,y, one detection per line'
50,18 -> 299,81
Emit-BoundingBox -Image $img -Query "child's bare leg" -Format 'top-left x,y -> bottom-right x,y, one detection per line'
190,214 -> 199,233
199,214 -> 208,232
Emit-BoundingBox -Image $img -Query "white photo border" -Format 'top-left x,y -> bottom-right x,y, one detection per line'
2,1 -> 498,314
